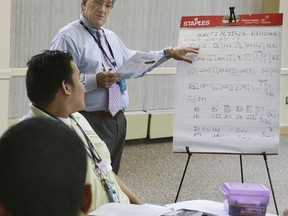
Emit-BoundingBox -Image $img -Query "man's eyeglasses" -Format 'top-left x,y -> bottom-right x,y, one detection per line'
90,0 -> 114,11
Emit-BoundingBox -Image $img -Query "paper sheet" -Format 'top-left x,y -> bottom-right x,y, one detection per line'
117,51 -> 162,79
89,201 -> 277,216
173,23 -> 281,154
89,203 -> 173,216
165,200 -> 277,216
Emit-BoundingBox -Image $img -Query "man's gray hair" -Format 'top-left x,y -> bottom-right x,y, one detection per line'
81,0 -> 117,12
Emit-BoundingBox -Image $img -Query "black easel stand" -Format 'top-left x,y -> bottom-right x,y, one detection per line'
174,146 -> 192,203
240,154 -> 244,183
174,148 -> 279,215
229,6 -> 236,23
262,152 -> 279,215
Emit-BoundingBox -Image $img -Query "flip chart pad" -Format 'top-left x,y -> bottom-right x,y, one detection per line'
173,14 -> 283,154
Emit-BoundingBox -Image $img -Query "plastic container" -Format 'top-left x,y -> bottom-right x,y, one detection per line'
221,182 -> 270,216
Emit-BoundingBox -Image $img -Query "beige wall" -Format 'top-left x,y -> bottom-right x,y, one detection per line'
279,0 -> 288,68
0,2 -> 11,68
2,0 -> 288,135
0,1 -> 11,135
279,0 -> 288,126
263,0 -> 280,13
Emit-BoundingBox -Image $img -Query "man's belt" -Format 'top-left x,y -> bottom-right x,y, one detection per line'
89,110 -> 124,118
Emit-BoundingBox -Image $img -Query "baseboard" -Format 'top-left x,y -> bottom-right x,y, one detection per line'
8,112 -> 150,141
280,124 -> 288,135
124,111 -> 149,140
146,109 -> 174,139
7,117 -> 288,141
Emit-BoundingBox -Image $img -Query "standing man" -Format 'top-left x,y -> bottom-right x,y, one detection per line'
50,0 -> 199,173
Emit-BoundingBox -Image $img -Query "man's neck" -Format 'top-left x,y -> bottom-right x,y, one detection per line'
34,103 -> 70,118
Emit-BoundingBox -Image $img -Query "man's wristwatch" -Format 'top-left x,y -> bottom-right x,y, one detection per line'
164,47 -> 173,58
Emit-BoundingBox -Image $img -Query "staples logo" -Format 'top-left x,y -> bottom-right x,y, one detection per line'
183,18 -> 210,27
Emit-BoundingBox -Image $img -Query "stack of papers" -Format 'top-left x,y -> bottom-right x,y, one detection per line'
117,51 -> 162,79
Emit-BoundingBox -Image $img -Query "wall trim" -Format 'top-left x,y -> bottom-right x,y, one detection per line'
10,68 -> 26,76
282,68 -> 288,75
0,70 -> 11,79
7,67 -> 288,76
7,117 -> 288,136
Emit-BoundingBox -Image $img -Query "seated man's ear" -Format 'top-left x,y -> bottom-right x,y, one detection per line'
80,184 -> 92,214
61,80 -> 72,95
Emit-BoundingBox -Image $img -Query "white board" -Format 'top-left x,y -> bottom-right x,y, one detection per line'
173,14 -> 283,154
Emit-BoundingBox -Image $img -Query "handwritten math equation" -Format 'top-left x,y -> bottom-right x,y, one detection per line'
174,25 -> 281,148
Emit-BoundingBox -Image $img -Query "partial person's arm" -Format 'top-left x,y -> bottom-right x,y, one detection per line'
113,173 -> 144,204
137,46 -> 200,78
96,71 -> 120,89
167,46 -> 199,63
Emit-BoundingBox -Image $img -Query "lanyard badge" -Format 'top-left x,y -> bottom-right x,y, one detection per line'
70,116 -> 120,203
92,161 -> 119,203
118,79 -> 126,93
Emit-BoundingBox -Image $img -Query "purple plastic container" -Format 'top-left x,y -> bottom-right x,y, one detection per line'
221,182 -> 270,216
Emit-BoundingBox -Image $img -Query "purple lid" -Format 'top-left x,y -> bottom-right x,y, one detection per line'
222,182 -> 270,196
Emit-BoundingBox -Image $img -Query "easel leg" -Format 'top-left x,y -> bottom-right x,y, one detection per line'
262,152 -> 279,215
240,154 -> 244,183
174,146 -> 192,203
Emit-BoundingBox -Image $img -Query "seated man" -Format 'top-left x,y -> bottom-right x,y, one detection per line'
19,50 -> 143,211
0,117 -> 91,216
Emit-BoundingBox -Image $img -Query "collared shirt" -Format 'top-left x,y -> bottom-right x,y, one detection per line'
20,104 -> 130,211
50,15 -> 168,112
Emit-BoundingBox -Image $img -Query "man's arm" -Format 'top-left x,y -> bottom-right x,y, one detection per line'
113,173 -> 144,204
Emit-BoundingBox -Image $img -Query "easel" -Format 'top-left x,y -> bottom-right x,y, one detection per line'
174,147 -> 279,215
174,7 -> 282,214
174,7 -> 279,215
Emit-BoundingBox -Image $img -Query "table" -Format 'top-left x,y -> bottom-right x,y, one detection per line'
89,200 -> 277,216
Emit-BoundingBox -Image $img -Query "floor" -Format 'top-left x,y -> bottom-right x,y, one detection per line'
118,136 -> 288,215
